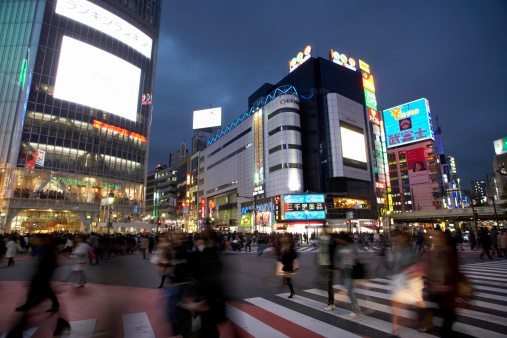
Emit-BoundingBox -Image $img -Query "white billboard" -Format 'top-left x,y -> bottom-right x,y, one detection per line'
193,107 -> 222,130
53,36 -> 141,122
55,0 -> 153,58
340,127 -> 367,163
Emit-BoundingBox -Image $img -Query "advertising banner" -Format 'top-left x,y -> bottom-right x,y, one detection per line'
383,98 -> 434,148
406,147 -> 430,184
253,109 -> 265,196
364,89 -> 377,110
35,149 -> 46,167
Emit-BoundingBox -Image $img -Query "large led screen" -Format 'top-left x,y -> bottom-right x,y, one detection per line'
383,98 -> 434,148
193,107 -> 222,130
55,0 -> 152,58
53,36 -> 141,122
340,127 -> 367,163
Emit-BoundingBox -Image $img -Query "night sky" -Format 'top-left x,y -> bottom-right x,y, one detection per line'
149,0 -> 507,188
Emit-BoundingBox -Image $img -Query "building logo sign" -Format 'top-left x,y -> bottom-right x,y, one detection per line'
55,0 -> 153,58
141,93 -> 152,105
362,72 -> 375,93
35,150 -> 46,167
289,45 -> 312,73
494,137 -> 507,155
383,98 -> 434,148
364,89 -> 377,110
359,59 -> 370,73
368,108 -> 380,125
253,109 -> 265,196
329,49 -> 357,71
92,120 -> 146,142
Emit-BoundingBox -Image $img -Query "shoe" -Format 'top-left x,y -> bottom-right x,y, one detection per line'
288,293 -> 295,299
53,318 -> 71,336
324,304 -> 335,311
15,305 -> 30,312
46,307 -> 60,313
348,311 -> 362,317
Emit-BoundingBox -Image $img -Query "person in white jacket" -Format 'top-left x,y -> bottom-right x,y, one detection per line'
69,236 -> 90,287
6,236 -> 18,267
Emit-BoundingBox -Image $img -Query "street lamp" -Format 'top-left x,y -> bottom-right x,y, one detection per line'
107,192 -> 115,235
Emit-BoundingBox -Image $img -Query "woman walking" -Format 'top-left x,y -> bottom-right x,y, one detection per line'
279,236 -> 298,298
152,235 -> 172,288
337,233 -> 362,316
6,236 -> 17,267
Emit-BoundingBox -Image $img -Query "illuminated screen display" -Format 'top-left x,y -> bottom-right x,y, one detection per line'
193,107 -> 222,130
284,210 -> 326,221
383,98 -> 434,148
54,36 -> 141,122
284,194 -> 325,204
340,127 -> 367,163
364,89 -> 377,110
56,0 -> 152,58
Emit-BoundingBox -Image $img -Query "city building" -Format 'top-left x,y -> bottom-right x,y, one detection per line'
0,0 -> 161,232
145,165 -> 177,225
169,143 -> 188,167
471,179 -> 488,205
383,99 -> 444,212
247,47 -> 389,231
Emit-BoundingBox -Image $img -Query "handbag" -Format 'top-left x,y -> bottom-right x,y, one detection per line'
352,261 -> 365,279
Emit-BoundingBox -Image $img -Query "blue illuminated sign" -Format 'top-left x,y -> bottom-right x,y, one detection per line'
284,210 -> 326,220
382,98 -> 434,149
284,194 -> 325,204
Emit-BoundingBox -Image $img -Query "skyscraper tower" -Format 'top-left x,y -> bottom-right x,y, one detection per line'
0,0 -> 162,232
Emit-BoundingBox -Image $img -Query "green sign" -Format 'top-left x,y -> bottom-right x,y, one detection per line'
364,88 -> 377,110
494,137 -> 507,155
18,59 -> 27,87
51,176 -> 120,190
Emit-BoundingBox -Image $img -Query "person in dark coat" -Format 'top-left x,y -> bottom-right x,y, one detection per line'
279,235 -> 298,298
479,227 -> 492,259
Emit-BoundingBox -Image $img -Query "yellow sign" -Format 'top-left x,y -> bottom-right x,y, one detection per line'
362,72 -> 375,93
359,59 -> 370,73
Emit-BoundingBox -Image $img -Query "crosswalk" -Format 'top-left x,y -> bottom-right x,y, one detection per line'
224,245 -> 377,254
2,260 -> 506,337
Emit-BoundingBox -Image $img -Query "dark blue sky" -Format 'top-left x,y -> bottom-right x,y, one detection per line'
149,0 -> 507,187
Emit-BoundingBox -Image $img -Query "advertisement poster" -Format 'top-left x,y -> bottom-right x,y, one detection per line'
406,147 -> 430,184
35,149 -> 46,167
383,98 -> 434,148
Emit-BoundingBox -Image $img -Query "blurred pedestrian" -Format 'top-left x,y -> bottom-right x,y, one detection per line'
152,235 -> 173,288
490,227 -> 502,257
6,236 -> 17,267
454,229 -> 464,251
319,230 -> 337,311
427,230 -> 459,337
68,236 -> 89,287
390,231 -> 427,336
140,235 -> 149,259
337,233 -> 361,316
499,230 -> 507,258
469,230 -> 477,250
278,236 -> 298,298
479,227 -> 492,259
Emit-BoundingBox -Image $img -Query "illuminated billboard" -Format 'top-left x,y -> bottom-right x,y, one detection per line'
406,147 -> 430,184
494,137 -> 507,155
383,98 -> 434,148
55,0 -> 153,58
283,194 -> 326,221
54,36 -> 141,122
362,72 -> 375,92
329,49 -> 357,71
364,89 -> 377,110
192,107 -> 222,130
341,126 -> 367,165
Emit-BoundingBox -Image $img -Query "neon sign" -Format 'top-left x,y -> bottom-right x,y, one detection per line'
359,59 -> 370,73
289,45 -> 312,73
141,93 -> 152,105
92,120 -> 146,142
329,49 -> 357,71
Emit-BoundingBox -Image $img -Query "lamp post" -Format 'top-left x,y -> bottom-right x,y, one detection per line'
107,192 -> 115,235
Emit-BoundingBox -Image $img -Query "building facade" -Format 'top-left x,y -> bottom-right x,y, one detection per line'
0,0 -> 161,232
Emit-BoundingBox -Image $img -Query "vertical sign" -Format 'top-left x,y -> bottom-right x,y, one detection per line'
253,109 -> 265,196
200,197 -> 206,219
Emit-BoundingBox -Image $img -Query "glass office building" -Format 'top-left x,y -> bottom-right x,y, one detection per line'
0,0 -> 161,232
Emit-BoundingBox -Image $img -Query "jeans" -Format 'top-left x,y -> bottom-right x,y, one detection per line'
341,268 -> 360,313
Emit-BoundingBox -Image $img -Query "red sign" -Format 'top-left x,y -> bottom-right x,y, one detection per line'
368,108 -> 380,125
92,120 -> 147,142
200,197 -> 206,218
375,182 -> 385,189
406,147 -> 430,184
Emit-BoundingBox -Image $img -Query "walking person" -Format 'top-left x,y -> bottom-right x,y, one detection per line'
479,227 -> 493,259
499,230 -> 507,258
469,230 -> 477,250
427,230 -> 460,337
152,235 -> 173,288
278,235 -> 298,298
490,227 -> 503,257
337,233 -> 362,316
140,235 -> 149,259
319,230 -> 338,311
244,234 -> 252,252
69,236 -> 89,287
6,236 -> 17,267
454,229 -> 464,251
